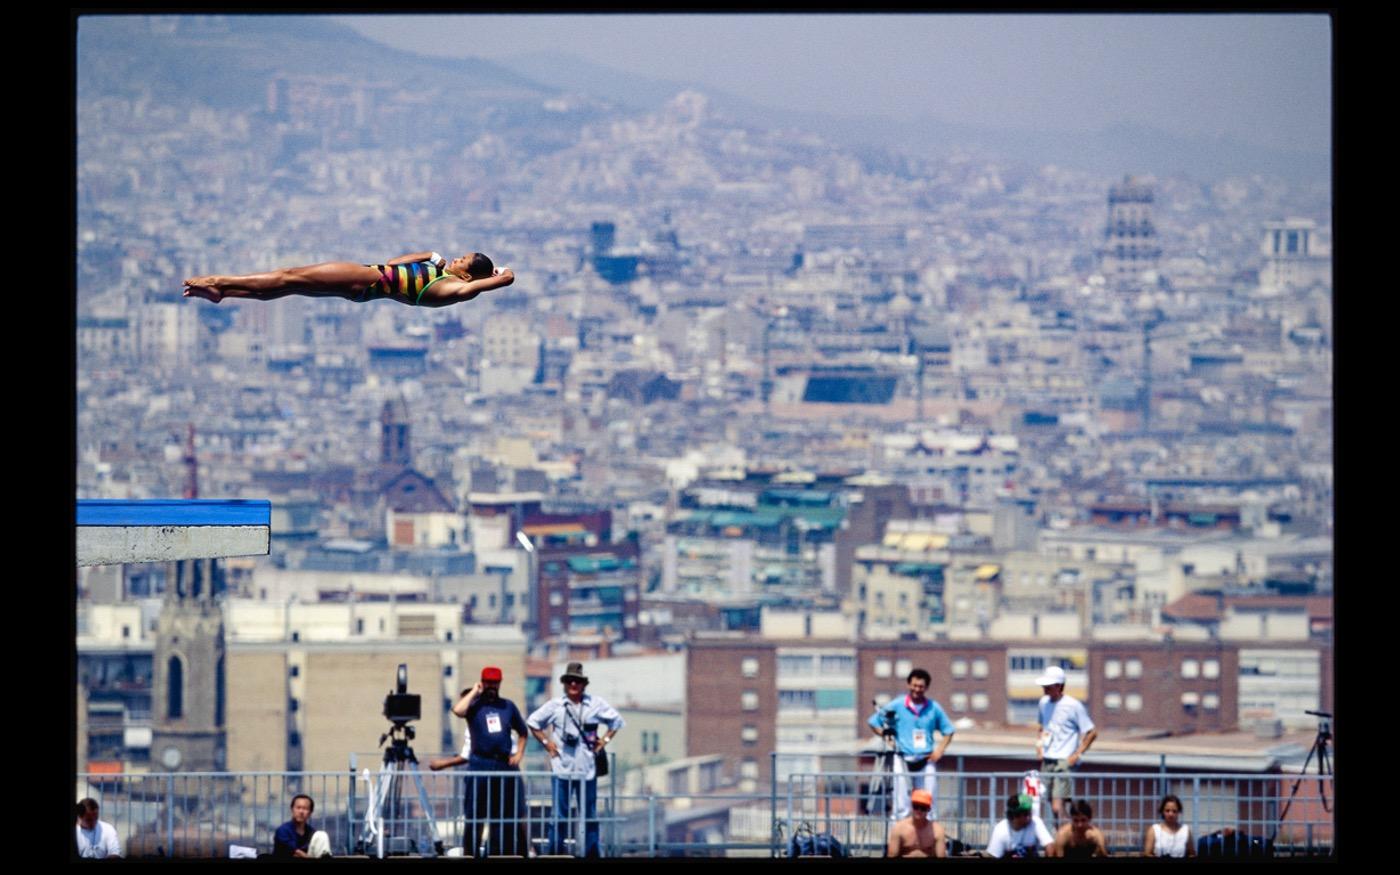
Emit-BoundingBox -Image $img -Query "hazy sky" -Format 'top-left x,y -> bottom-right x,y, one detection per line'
333,13 -> 1330,155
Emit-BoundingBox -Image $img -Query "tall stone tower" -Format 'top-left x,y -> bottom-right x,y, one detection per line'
150,558 -> 227,772
1098,175 -> 1162,289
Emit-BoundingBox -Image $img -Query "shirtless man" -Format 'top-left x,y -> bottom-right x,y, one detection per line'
886,789 -> 947,858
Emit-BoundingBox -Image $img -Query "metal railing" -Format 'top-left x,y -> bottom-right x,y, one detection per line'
76,765 -> 1333,858
781,769 -> 1334,857
76,765 -> 621,859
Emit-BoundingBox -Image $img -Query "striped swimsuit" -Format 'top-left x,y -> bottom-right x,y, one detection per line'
361,262 -> 454,306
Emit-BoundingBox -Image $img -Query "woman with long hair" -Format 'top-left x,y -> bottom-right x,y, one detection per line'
1143,793 -> 1194,858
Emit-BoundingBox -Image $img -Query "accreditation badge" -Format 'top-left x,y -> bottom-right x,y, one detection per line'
912,729 -> 928,749
486,713 -> 503,734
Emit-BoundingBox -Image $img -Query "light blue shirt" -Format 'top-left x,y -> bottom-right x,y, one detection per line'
868,695 -> 955,758
1038,694 -> 1095,760
527,693 -> 624,779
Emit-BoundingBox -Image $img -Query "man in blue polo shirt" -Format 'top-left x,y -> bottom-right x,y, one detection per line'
453,666 -> 528,857
868,668 -> 956,821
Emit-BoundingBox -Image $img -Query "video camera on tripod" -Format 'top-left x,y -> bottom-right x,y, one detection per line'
877,700 -> 898,741
380,664 -> 422,743
358,664 -> 444,858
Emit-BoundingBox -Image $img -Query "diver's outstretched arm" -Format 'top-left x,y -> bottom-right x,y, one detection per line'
386,251 -> 447,267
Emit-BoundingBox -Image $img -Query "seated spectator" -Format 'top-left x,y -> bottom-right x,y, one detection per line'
886,789 -> 947,858
986,793 -> 1055,858
273,794 -> 332,858
1053,799 -> 1108,858
75,798 -> 123,859
1143,793 -> 1193,858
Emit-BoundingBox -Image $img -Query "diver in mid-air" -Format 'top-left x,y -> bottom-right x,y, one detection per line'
184,250 -> 512,307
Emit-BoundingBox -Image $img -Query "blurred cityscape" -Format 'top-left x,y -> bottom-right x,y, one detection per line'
77,15 -> 1332,827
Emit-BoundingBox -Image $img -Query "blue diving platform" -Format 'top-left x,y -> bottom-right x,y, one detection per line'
76,499 -> 271,567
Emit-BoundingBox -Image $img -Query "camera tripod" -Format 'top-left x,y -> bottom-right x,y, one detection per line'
1270,710 -> 1332,848
358,722 -> 445,858
867,701 -> 908,828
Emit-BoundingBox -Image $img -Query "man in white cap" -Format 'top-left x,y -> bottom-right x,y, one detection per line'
1034,665 -> 1096,824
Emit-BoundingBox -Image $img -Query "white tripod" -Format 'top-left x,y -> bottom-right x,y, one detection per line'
358,723 -> 444,858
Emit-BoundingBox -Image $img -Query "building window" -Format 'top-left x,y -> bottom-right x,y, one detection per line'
874,658 -> 893,678
290,665 -> 300,678
1203,659 -> 1220,680
1125,659 -> 1143,679
1103,659 -> 1121,680
741,657 -> 760,678
1181,659 -> 1200,679
356,618 -> 365,635
741,691 -> 759,711
1203,693 -> 1220,711
668,769 -> 688,795
741,725 -> 759,743
699,761 -> 721,792
971,692 -> 990,712
1181,692 -> 1201,708
443,665 -> 453,677
950,693 -> 969,711
820,654 -> 855,675
1125,693 -> 1143,712
290,697 -> 299,712
951,658 -> 968,678
1104,692 -> 1123,710
741,759 -> 759,779
167,656 -> 184,720
894,659 -> 913,677
778,689 -> 816,711
778,655 -> 814,676
971,658 -> 990,679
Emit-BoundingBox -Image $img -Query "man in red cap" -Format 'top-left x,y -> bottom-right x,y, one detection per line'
885,789 -> 947,858
445,666 -> 528,856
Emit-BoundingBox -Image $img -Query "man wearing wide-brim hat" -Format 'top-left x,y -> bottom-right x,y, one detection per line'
527,662 -> 625,857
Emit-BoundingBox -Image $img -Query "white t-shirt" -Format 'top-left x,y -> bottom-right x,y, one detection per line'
76,820 -> 122,858
1152,823 -> 1191,857
986,816 -> 1053,858
1038,694 -> 1095,760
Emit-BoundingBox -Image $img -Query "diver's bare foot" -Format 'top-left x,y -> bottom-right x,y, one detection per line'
183,280 -> 224,303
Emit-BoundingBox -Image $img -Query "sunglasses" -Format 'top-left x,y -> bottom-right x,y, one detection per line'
912,804 -> 931,812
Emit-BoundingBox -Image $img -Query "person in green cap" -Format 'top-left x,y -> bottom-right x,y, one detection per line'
986,792 -> 1056,858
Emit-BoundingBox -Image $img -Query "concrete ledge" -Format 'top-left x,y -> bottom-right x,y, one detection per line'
78,525 -> 270,566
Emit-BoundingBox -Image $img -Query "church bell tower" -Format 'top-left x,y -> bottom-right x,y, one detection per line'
150,557 -> 227,772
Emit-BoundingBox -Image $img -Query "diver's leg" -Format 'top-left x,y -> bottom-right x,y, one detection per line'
185,262 -> 380,302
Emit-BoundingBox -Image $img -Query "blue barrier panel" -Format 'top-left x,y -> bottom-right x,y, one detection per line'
77,499 -> 272,527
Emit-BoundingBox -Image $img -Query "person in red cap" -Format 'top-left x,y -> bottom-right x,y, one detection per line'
443,666 -> 528,857
885,789 -> 947,858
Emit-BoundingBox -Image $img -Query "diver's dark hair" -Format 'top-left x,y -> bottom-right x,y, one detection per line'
1068,799 -> 1093,819
1158,794 -> 1183,816
466,253 -> 494,280
290,794 -> 315,813
77,798 -> 100,816
907,668 -> 931,684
